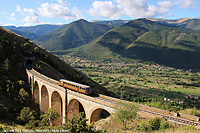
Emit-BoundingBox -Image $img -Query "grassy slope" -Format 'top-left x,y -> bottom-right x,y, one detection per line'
177,19 -> 200,30
68,19 -> 200,69
125,26 -> 200,68
34,19 -> 111,51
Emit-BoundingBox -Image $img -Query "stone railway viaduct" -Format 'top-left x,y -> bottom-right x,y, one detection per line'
26,69 -> 200,126
26,69 -> 115,125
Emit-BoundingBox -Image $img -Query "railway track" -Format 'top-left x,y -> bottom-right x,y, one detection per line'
28,69 -> 200,127
140,108 -> 200,126
95,97 -> 118,105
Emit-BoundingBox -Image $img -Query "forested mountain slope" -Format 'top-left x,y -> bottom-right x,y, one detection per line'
34,19 -> 111,51
73,19 -> 200,68
0,26 -> 114,122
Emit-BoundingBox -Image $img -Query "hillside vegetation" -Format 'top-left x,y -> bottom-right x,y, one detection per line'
92,19 -> 129,28
0,26 -> 114,124
67,19 -> 200,69
150,18 -> 200,31
34,19 -> 111,51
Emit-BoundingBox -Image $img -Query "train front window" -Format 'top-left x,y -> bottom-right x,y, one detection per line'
86,88 -> 91,92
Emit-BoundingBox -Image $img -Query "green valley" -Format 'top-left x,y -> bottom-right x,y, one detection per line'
62,54 -> 200,112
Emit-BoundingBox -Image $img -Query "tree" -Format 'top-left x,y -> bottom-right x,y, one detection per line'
113,102 -> 138,130
139,120 -> 147,131
41,108 -> 59,126
159,120 -> 171,130
65,112 -> 96,133
17,107 -> 37,125
19,88 -> 29,101
148,117 -> 161,131
3,58 -> 11,72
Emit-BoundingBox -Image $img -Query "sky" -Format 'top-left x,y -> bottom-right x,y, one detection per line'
0,0 -> 199,26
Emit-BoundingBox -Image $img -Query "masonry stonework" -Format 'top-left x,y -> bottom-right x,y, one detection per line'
26,69 -> 114,125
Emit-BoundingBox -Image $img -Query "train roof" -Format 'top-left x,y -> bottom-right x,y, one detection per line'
59,79 -> 90,88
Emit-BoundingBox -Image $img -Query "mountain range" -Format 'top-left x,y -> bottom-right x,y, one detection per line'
148,18 -> 200,31
3,18 -> 200,69
34,19 -> 111,51
65,18 -> 200,69
3,24 -> 64,40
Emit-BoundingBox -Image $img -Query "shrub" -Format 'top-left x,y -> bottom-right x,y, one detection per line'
148,117 -> 161,130
159,120 -> 171,130
139,120 -> 147,131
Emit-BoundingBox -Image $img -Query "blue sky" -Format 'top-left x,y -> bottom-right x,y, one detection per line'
0,0 -> 199,26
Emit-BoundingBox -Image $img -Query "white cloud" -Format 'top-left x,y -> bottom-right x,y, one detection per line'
175,0 -> 196,9
56,0 -> 70,5
10,13 -> 15,17
4,23 -> 16,26
88,1 -> 120,19
157,1 -> 174,15
23,8 -> 39,16
16,5 -> 24,14
16,1 -> 82,25
158,1 -> 174,9
37,3 -> 83,20
20,23 -> 34,27
88,0 -> 174,19
0,22 -> 3,26
10,13 -> 17,21
23,16 -> 40,23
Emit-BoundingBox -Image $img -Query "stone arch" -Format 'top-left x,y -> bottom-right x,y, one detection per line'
67,99 -> 86,120
33,81 -> 39,106
90,108 -> 111,123
41,85 -> 49,113
29,77 -> 32,89
51,91 -> 62,125
29,76 -> 31,84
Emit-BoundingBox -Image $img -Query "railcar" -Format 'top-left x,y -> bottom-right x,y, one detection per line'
59,79 -> 92,95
